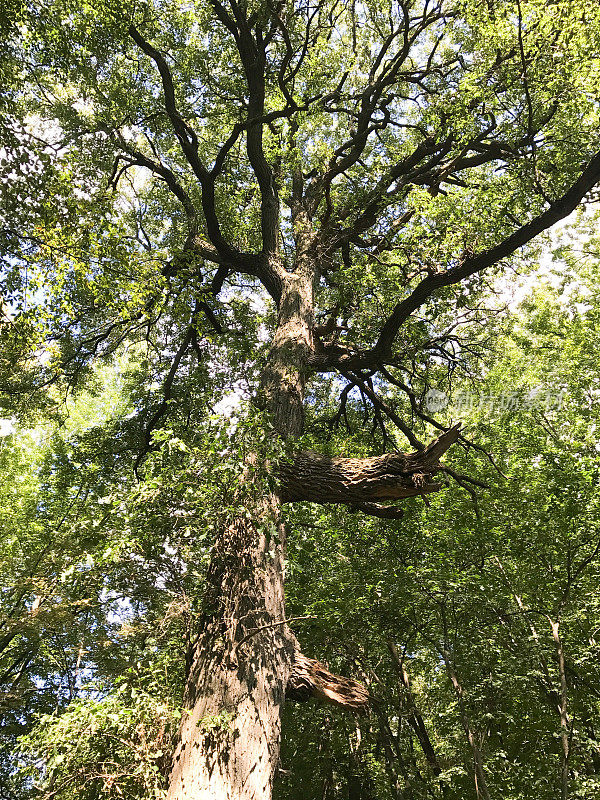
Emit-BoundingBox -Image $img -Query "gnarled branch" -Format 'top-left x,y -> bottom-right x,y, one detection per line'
286,652 -> 370,712
279,425 -> 460,515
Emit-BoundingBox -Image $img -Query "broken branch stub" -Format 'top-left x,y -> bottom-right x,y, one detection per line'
278,424 -> 461,514
286,653 -> 370,712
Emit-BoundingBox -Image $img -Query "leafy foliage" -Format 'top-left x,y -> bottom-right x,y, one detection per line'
3,1 -> 600,798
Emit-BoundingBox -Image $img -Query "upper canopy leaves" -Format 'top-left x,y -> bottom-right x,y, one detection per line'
2,0 -> 600,442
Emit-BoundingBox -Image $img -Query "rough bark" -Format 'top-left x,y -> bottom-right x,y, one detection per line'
258,270 -> 314,437
166,281 -> 458,798
166,495 -> 294,800
166,260 -> 313,799
279,425 -> 460,513
286,653 -> 370,711
166,261 -> 372,799
167,270 -> 458,797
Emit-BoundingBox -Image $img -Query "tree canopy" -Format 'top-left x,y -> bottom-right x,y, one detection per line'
2,1 -> 600,799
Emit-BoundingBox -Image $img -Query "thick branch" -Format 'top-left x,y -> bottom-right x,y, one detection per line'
110,141 -> 199,250
310,149 -> 600,372
286,652 -> 370,712
374,150 -> 600,357
128,24 -> 209,184
279,425 -> 460,511
212,4 -> 281,256
128,23 -> 277,293
134,323 -> 195,474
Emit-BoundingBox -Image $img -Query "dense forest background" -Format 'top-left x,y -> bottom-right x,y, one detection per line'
3,0 -> 600,798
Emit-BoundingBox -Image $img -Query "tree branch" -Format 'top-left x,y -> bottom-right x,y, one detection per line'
279,425 -> 460,514
128,23 -> 273,290
286,652 -> 370,712
309,148 -> 600,372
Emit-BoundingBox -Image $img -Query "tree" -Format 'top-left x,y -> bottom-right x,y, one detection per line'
10,256 -> 600,799
3,1 -> 600,798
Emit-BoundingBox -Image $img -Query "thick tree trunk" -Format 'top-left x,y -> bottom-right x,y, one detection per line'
166,494 -> 294,800
166,257 -> 456,799
167,267 -> 316,800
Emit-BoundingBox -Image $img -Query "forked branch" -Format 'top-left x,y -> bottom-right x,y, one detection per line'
308,147 -> 600,373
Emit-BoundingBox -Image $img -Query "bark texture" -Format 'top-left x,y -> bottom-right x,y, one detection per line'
166,498 -> 295,800
286,653 -> 370,711
258,271 -> 314,438
166,316 -> 457,797
279,425 -> 460,512
124,8 -> 600,799
167,262 -> 320,799
167,311 -> 458,797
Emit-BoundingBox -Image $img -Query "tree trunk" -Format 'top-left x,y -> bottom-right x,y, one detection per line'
550,619 -> 570,800
386,640 -> 444,780
167,267 -> 315,799
442,654 -> 491,800
166,492 -> 294,800
440,606 -> 491,800
166,260 -> 456,799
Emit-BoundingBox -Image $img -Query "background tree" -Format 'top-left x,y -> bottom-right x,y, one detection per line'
3,1 -> 600,799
